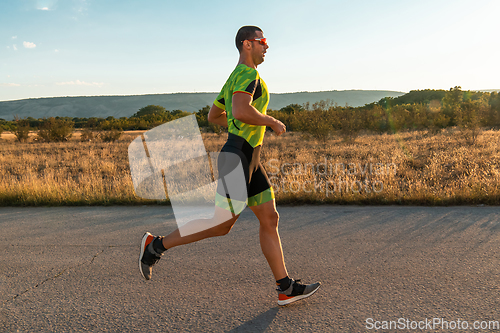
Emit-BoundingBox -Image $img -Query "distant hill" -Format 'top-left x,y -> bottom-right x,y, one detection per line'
378,89 -> 499,108
387,89 -> 448,106
0,90 -> 405,120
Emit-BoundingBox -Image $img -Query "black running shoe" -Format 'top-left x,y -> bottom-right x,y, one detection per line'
277,279 -> 321,305
139,232 -> 163,280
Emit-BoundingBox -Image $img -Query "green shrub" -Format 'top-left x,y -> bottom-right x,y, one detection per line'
337,107 -> 362,142
300,109 -> 333,141
99,129 -> 123,142
80,129 -> 95,142
456,100 -> 483,145
14,118 -> 30,142
37,117 -> 74,142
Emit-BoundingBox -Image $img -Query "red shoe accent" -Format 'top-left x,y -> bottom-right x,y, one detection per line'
144,234 -> 154,249
278,294 -> 293,301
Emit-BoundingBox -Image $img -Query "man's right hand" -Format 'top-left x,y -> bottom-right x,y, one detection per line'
270,119 -> 286,136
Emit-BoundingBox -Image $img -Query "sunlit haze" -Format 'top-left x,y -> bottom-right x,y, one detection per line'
1,0 -> 498,101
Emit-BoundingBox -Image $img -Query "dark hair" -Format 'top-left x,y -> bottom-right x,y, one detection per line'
235,26 -> 262,52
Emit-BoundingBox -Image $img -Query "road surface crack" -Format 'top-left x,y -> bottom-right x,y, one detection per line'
2,247 -> 110,306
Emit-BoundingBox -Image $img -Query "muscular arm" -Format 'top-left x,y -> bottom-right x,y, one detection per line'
232,93 -> 286,135
207,104 -> 228,127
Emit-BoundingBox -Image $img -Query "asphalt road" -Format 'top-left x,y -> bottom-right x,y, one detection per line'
1,205 -> 500,332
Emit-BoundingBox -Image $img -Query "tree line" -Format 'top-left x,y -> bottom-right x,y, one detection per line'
268,87 -> 500,143
1,87 -> 499,143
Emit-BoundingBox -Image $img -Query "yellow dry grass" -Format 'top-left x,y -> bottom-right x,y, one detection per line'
261,129 -> 500,204
0,128 -> 499,206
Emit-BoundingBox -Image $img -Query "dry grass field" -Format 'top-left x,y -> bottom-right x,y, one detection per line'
1,128 -> 499,206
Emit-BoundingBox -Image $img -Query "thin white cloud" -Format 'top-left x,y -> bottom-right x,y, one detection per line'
12,36 -> 17,39
23,41 -> 36,49
39,7 -> 49,10
0,83 -> 21,87
55,80 -> 104,87
13,45 -> 18,51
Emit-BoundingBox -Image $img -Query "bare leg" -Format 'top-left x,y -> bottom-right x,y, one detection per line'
162,206 -> 239,250
249,199 -> 288,281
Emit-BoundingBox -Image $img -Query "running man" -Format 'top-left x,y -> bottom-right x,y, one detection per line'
139,26 -> 320,306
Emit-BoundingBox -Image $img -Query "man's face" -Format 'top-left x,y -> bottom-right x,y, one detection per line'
250,30 -> 269,66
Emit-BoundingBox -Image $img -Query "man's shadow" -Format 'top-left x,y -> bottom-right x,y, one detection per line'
228,307 -> 280,332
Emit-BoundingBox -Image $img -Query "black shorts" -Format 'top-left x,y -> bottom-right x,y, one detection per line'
215,133 -> 274,209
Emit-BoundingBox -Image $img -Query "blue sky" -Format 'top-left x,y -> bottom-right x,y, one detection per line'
1,0 -> 499,101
